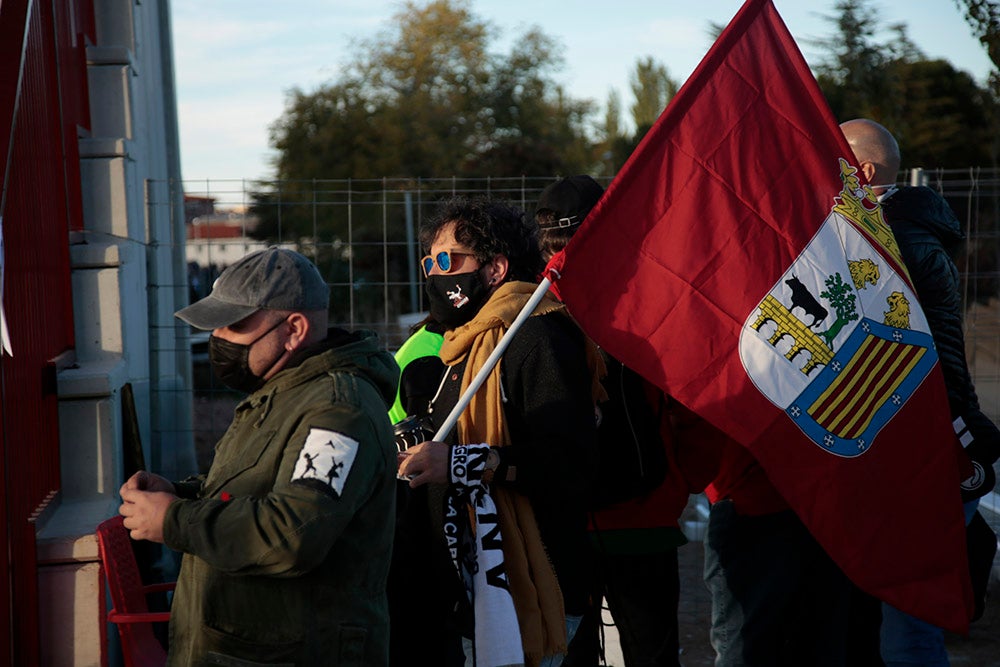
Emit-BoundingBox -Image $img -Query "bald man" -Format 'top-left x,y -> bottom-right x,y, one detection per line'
841,119 -> 999,667
840,118 -> 902,195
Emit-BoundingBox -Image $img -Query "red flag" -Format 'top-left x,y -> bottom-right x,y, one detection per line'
548,0 -> 972,633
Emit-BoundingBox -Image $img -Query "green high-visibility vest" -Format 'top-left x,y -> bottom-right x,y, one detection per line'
388,325 -> 444,424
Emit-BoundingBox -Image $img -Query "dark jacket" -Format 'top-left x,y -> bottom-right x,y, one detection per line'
882,186 -> 999,466
583,355 -> 689,553
431,312 -> 599,616
164,329 -> 399,666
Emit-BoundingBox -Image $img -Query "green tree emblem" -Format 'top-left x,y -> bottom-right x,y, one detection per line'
818,273 -> 859,349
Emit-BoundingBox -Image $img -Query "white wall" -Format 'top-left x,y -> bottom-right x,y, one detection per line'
36,1 -> 193,664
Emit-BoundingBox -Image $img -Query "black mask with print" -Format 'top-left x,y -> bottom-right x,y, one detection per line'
425,272 -> 491,329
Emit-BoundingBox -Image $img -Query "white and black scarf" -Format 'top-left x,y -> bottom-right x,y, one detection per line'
445,443 -> 524,667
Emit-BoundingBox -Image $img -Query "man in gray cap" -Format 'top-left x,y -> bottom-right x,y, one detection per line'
119,247 -> 400,666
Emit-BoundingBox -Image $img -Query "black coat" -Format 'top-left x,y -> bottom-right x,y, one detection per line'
882,186 -> 999,466
387,311 -> 599,667
430,312 -> 599,615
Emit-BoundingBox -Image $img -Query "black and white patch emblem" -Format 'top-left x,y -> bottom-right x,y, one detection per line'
291,428 -> 359,496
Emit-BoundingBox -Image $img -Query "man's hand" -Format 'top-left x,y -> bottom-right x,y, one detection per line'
959,422 -> 998,502
961,460 -> 996,503
397,440 -> 450,488
120,471 -> 176,495
119,488 -> 178,543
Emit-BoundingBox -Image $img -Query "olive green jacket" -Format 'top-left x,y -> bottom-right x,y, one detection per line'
163,329 -> 399,666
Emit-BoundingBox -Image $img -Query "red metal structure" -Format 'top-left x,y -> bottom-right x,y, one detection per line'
0,0 -> 94,663
96,515 -> 173,667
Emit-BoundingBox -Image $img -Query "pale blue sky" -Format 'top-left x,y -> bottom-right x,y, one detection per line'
170,0 -> 995,182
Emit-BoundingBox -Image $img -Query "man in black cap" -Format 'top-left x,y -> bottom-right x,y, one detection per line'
118,246 -> 400,666
537,177 -> 688,667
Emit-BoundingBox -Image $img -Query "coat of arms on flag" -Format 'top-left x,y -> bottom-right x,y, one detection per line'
740,159 -> 937,457
547,0 -> 973,632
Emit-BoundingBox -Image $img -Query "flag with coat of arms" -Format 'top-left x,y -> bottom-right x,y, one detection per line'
546,0 -> 973,633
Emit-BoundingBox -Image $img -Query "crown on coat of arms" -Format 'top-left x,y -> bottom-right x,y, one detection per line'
832,158 -> 906,274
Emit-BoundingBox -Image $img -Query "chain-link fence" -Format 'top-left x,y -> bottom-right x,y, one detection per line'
172,176 -> 604,467
178,176 -> 607,352
161,171 -> 1000,532
173,171 -> 1000,368
914,167 -> 1000,532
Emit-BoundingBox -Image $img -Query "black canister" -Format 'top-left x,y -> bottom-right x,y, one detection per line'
393,415 -> 433,452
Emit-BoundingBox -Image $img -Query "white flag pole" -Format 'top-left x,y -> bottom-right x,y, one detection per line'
0,216 -> 10,357
432,274 -> 555,442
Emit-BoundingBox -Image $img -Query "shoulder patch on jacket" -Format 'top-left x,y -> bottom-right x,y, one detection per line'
291,428 -> 359,497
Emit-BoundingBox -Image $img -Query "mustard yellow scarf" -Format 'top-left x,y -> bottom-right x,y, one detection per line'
439,281 -> 606,664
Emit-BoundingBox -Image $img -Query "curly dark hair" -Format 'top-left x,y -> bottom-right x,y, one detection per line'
419,196 -> 541,282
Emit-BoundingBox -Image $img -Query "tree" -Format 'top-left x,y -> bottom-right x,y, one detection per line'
955,0 -> 1000,167
597,89 -> 632,177
597,89 -> 634,176
954,1 -> 1000,308
602,89 -> 623,143
888,59 -> 994,167
811,0 -> 916,126
599,57 -> 680,174
956,0 -> 1000,72
629,57 -> 679,135
813,0 -> 996,168
819,273 -> 859,349
266,0 -> 595,185
254,0 -> 600,325
472,27 -> 596,175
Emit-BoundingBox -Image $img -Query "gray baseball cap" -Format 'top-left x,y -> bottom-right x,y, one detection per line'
176,247 -> 330,330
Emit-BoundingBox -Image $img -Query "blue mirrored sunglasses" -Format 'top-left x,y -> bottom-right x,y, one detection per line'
421,250 -> 475,277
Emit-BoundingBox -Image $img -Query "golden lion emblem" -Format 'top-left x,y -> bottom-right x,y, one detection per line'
883,291 -> 911,329
848,258 -> 880,290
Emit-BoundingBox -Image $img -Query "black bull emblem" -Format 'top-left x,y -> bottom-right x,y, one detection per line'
785,276 -> 828,328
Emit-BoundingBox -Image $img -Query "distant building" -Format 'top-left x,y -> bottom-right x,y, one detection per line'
184,193 -> 216,224
186,207 -> 266,266
182,202 -> 296,302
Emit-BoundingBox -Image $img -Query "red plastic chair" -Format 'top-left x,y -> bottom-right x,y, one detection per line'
96,515 -> 174,667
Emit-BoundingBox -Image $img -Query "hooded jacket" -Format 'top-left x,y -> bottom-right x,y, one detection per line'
882,186 -> 999,467
163,328 -> 399,667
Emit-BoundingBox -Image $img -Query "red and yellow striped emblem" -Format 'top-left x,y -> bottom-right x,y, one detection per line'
808,334 -> 927,439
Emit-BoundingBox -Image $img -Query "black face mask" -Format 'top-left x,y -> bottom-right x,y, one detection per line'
425,271 -> 491,329
208,317 -> 287,393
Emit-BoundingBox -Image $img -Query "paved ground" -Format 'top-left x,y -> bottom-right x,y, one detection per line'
602,499 -> 1000,667
674,540 -> 715,666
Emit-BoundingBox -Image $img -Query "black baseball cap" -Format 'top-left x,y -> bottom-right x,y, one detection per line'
535,175 -> 605,229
